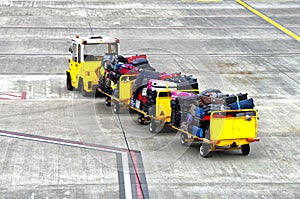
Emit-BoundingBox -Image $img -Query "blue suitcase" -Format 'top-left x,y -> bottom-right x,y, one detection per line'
230,98 -> 254,110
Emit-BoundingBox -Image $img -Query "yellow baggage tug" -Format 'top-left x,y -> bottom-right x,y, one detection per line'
66,35 -> 119,96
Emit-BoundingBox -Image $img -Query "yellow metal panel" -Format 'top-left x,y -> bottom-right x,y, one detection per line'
156,91 -> 172,122
119,75 -> 137,101
77,61 -> 101,92
217,139 -> 249,147
210,110 -> 258,141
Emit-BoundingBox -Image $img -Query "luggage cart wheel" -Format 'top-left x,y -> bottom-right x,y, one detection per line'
180,132 -> 189,146
105,97 -> 111,106
149,119 -> 157,134
241,144 -> 250,155
199,143 -> 210,158
138,113 -> 145,125
113,102 -> 120,114
200,128 -> 211,158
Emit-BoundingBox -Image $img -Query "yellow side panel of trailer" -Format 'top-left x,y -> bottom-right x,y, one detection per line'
210,110 -> 258,141
156,91 -> 172,122
119,75 -> 137,101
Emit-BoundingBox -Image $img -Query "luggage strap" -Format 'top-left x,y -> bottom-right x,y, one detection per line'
236,95 -> 241,110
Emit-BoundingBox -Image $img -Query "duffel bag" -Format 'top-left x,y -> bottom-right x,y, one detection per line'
230,98 -> 254,110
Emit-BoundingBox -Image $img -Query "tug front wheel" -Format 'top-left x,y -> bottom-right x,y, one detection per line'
79,79 -> 88,97
66,73 -> 73,91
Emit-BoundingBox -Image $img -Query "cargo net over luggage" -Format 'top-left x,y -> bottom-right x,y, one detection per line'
171,89 -> 255,139
130,69 -> 199,115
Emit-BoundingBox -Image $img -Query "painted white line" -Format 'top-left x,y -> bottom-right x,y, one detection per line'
122,152 -> 133,199
0,131 -> 134,199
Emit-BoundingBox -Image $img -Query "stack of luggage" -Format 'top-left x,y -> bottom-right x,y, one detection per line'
171,89 -> 255,138
130,71 -> 198,114
98,54 -> 151,95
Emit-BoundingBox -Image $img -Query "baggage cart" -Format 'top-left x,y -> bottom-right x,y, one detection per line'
174,109 -> 259,157
97,74 -> 138,113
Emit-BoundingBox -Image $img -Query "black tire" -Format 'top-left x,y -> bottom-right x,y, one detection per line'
105,96 -> 111,106
79,79 -> 88,97
149,119 -> 157,134
66,73 -> 73,91
199,128 -> 211,158
138,113 -> 145,125
113,102 -> 120,114
180,132 -> 189,146
241,144 -> 250,155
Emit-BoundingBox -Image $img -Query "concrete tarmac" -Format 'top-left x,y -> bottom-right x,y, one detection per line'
0,0 -> 300,198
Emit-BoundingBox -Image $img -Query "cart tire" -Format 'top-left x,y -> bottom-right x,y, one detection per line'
105,96 -> 111,106
199,143 -> 210,158
66,73 -> 73,91
180,132 -> 189,146
149,119 -> 157,134
113,102 -> 120,114
200,128 -> 211,158
241,144 -> 250,155
138,113 -> 145,125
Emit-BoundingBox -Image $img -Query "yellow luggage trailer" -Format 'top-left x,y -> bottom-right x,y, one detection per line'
174,109 -> 259,157
97,74 -> 138,113
130,89 -> 200,134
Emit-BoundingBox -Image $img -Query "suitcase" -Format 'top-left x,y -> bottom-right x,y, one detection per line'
230,98 -> 254,110
134,70 -> 160,89
199,95 -> 225,106
147,79 -> 177,92
236,111 -> 256,117
224,93 -> 248,105
117,55 -> 128,64
189,104 -> 197,116
195,107 -> 204,118
177,81 -> 198,90
131,57 -> 148,66
191,116 -> 201,127
203,104 -> 230,114
174,111 -> 181,127
160,72 -> 181,80
186,113 -> 193,124
170,100 -> 178,110
136,63 -> 155,71
181,122 -> 188,131
192,126 -> 204,138
127,55 -> 147,64
200,89 -> 222,97
118,64 -> 137,75
172,91 -> 196,98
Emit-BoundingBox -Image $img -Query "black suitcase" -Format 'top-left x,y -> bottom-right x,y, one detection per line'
224,93 -> 248,105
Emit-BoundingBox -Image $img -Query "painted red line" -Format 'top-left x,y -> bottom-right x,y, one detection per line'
0,92 -> 26,100
21,92 -> 27,100
131,151 -> 144,199
1,93 -> 22,98
0,130 -> 129,152
0,97 -> 14,100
